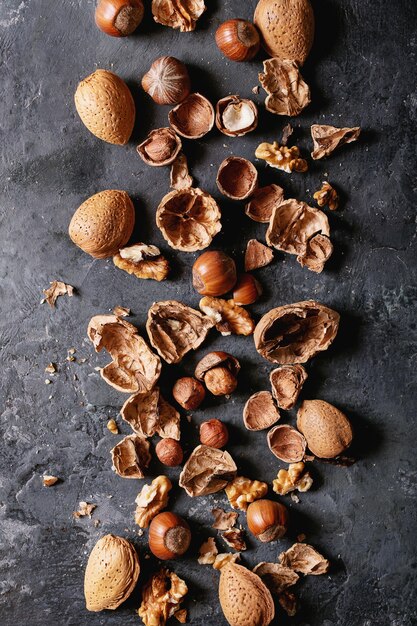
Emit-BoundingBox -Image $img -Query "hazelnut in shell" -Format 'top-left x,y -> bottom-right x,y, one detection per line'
216,96 -> 258,137
217,157 -> 258,201
142,56 -> 191,105
95,0 -> 144,37
200,419 -> 229,449
192,251 -> 237,297
247,499 -> 289,542
137,128 -> 182,167
173,377 -> 206,410
169,93 -> 215,139
155,438 -> 184,467
148,512 -> 191,560
215,19 -> 261,62
297,399 -> 353,458
195,352 -> 240,397
233,273 -> 262,305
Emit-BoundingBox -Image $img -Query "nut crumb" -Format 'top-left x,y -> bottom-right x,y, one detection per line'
42,475 -> 59,487
73,501 -> 96,518
45,363 -> 56,374
107,419 -> 119,434
45,379 -> 52,385
113,305 -> 131,317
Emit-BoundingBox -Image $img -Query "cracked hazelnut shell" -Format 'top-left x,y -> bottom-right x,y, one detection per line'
169,93 -> 215,139
267,424 -> 306,463
216,95 -> 258,137
173,377 -> 205,410
137,128 -> 182,166
245,184 -> 284,223
270,365 -> 308,410
192,251 -> 237,297
247,499 -> 289,542
200,419 -> 229,448
243,391 -> 280,431
149,512 -> 191,560
95,0 -> 144,37
217,156 -> 258,200
142,56 -> 190,105
297,399 -> 353,458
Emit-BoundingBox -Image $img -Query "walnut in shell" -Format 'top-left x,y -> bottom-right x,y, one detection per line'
121,387 -> 180,440
138,568 -> 188,626
245,239 -> 274,271
279,542 -> 330,575
87,315 -> 161,393
216,95 -> 258,137
245,184 -> 284,223
199,296 -> 255,336
137,128 -> 182,166
297,399 -> 353,458
254,300 -> 340,364
147,300 -> 214,364
169,93 -> 214,139
270,365 -> 308,410
216,156 -> 258,201
252,562 -> 299,595
311,124 -> 361,160
113,244 -> 170,281
152,0 -> 206,32
255,141 -> 308,173
259,58 -> 310,116
225,476 -> 269,511
267,424 -> 307,463
179,445 -> 237,496
243,391 -> 280,431
156,187 -> 221,252
135,475 -> 172,528
111,434 -> 151,478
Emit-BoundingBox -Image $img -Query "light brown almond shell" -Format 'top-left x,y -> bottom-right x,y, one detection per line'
297,399 -> 353,458
219,563 -> 275,626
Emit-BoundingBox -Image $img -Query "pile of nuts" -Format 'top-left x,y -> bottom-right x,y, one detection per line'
63,1 -> 364,625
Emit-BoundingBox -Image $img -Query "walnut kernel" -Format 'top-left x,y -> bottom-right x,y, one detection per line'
313,181 -> 339,210
255,142 -> 308,173
135,475 -> 172,528
272,462 -> 313,496
225,476 -> 268,511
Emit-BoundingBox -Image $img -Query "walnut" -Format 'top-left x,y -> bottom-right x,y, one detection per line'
272,462 -> 313,496
42,474 -> 59,487
259,58 -> 310,116
198,537 -> 218,564
270,365 -> 308,410
245,239 -> 274,272
135,475 -> 172,528
156,187 -> 221,252
245,184 -> 284,223
279,543 -> 330,575
152,0 -> 206,32
170,153 -> 193,190
42,280 -> 74,308
212,552 -> 240,570
297,233 -> 334,273
87,315 -> 161,393
267,424 -> 307,463
114,244 -> 169,281
211,508 -> 238,531
225,476 -> 268,511
311,124 -> 361,160
222,528 -> 247,551
121,387 -> 180,440
279,590 -> 298,616
243,391 -> 280,431
179,444 -> 237,497
313,181 -> 339,210
107,419 -> 119,434
146,300 -> 214,364
252,562 -> 299,594
199,296 -> 255,336
254,300 -> 340,364
138,568 -> 188,626
255,142 -> 308,173
111,434 -> 151,479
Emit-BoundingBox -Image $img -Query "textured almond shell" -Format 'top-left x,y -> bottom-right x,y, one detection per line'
84,534 -> 140,612
297,399 -> 353,458
69,190 -> 135,259
219,563 -> 275,626
75,69 -> 135,145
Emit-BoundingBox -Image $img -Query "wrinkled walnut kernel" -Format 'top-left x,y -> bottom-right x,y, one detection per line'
222,528 -> 247,551
311,124 -> 361,160
225,476 -> 268,511
259,58 -> 311,116
135,475 -> 172,528
272,462 -> 313,496
199,296 -> 255,336
270,365 -> 308,410
114,244 -> 170,281
138,568 -> 188,626
314,181 -> 339,210
212,552 -> 240,570
255,142 -> 308,173
179,445 -> 237,497
111,434 -> 151,479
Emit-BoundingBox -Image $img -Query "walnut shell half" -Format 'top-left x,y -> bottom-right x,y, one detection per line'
169,93 -> 214,139
152,0 -> 206,32
111,434 -> 151,479
245,184 -> 284,223
156,187 -> 221,252
179,444 -> 237,496
88,315 -> 161,393
270,365 -> 308,410
311,124 -> 361,160
137,128 -> 182,166
259,58 -> 310,116
267,424 -> 306,463
243,391 -> 280,431
216,95 -> 258,137
254,300 -> 340,364
121,387 -> 180,440
245,239 -> 274,271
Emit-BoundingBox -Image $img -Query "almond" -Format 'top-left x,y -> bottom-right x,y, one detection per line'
297,399 -> 353,458
75,69 -> 135,145
84,534 -> 140,611
219,562 -> 275,626
69,190 -> 135,258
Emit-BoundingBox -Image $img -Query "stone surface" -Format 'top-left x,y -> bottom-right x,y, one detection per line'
0,0 -> 416,625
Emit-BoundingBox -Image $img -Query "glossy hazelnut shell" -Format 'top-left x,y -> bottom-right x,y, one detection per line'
95,0 -> 144,37
233,273 -> 262,305
192,251 -> 237,297
247,499 -> 289,542
215,19 -> 261,61
148,512 -> 191,560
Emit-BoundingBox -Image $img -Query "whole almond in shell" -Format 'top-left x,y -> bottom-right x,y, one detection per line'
75,69 -> 135,144
84,534 -> 140,612
254,0 -> 315,66
69,190 -> 135,258
297,399 -> 353,458
219,563 -> 274,626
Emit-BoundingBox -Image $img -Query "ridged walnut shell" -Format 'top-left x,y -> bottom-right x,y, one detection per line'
297,399 -> 353,458
219,563 -> 275,626
254,300 -> 340,364
254,0 -> 315,66
179,445 -> 237,497
74,69 -> 135,145
69,190 -> 135,259
84,534 -> 140,611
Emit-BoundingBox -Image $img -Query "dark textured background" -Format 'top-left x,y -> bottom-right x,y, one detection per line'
1,0 -> 416,624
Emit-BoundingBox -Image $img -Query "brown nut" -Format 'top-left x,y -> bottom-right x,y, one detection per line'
247,499 -> 289,542
245,184 -> 284,223
195,352 -> 240,396
255,141 -> 308,173
219,563 -> 275,626
205,367 -> 238,396
121,387 -> 180,440
169,93 -> 215,139
259,57 -> 310,116
179,444 -> 237,496
192,251 -> 237,297
113,243 -> 170,282
172,377 -> 205,410
232,273 -> 262,305
137,128 -> 182,166
152,0 -> 206,32
270,365 -> 308,410
111,434 -> 151,479
279,542 -> 330,575
215,19 -> 260,62
155,438 -> 184,467
138,568 -> 188,625
149,512 -> 191,560
200,419 -> 229,448
95,0 -> 144,37
245,239 -> 274,271
267,424 -> 306,463
297,399 -> 353,458
311,124 -> 361,160
225,476 -> 268,511
313,181 -> 339,211
217,156 -> 258,200
216,96 -> 258,137
135,475 -> 172,528
243,391 -> 280,431
69,190 -> 135,259
141,56 -> 191,105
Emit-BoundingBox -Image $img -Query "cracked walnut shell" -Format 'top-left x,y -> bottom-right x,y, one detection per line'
147,300 -> 214,364
121,387 -> 180,440
179,445 -> 237,497
270,364 -> 307,410
298,233 -> 333,273
255,142 -> 308,173
135,475 -> 172,528
272,462 -> 313,495
245,184 -> 284,223
259,58 -> 310,116
138,568 -> 188,626
311,124 -> 361,160
199,296 -> 255,336
254,300 -> 340,364
253,562 -> 299,595
152,0 -> 206,32
156,187 -> 221,252
88,315 -> 161,393
243,391 -> 280,431
137,127 -> 181,166
225,476 -> 268,511
114,243 -> 169,281
267,424 -> 307,463
279,542 -> 329,575
169,93 -> 214,139
111,434 -> 151,478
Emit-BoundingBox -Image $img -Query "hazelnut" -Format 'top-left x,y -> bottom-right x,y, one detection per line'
137,128 -> 182,167
148,512 -> 191,560
155,439 -> 184,467
141,56 -> 191,105
232,273 -> 262,305
173,377 -> 206,410
246,499 -> 289,542
200,419 -> 229,448
95,0 -> 144,37
216,156 -> 258,200
215,19 -> 260,62
195,352 -> 240,397
192,251 -> 237,297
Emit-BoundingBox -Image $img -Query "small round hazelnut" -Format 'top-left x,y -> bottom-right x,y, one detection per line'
204,366 -> 238,396
199,419 -> 229,448
192,250 -> 237,297
155,438 -> 184,467
173,377 -> 205,410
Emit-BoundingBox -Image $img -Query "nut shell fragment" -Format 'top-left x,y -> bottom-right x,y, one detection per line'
219,563 -> 275,626
169,93 -> 214,139
179,445 -> 237,496
245,184 -> 284,223
152,0 -> 206,32
253,562 -> 299,595
311,124 -> 361,160
259,58 -> 310,116
297,233 -> 333,273
279,542 -> 330,575
111,434 -> 151,478
243,391 -> 280,431
216,95 -> 258,137
254,300 -> 340,364
199,296 -> 255,336
170,153 -> 193,190
313,181 -> 339,210
137,128 -> 181,166
270,364 -> 307,409
267,424 -> 306,463
297,399 -> 353,458
217,157 -> 258,200
114,244 -> 169,281
245,239 -> 274,271
255,142 -> 307,173
135,475 -> 172,528
212,508 -> 239,530
121,387 -> 180,440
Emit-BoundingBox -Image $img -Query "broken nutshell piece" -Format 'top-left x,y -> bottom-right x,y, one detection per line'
272,462 -> 313,495
42,475 -> 59,487
152,0 -> 206,32
253,562 -> 299,595
281,123 -> 293,146
169,93 -> 214,139
135,475 -> 172,528
211,508 -> 239,531
111,434 -> 151,479
297,399 -> 353,458
245,184 -> 284,223
114,243 -> 170,281
279,590 -> 298,616
279,542 -> 330,575
314,181 -> 339,210
195,351 -> 240,396
216,95 -> 258,137
138,568 -> 188,626
179,444 -> 237,496
259,58 -> 311,116
137,128 -> 182,166
170,153 -> 193,190
255,141 -> 308,173
217,156 -> 258,200
311,124 -> 361,160
268,424 -> 307,463
42,281 -> 74,308
198,537 -> 218,565
270,364 -> 308,410
73,501 -> 96,518
199,296 -> 255,336
298,233 -> 334,273
141,56 -> 190,105
245,239 -> 274,271
243,391 -> 280,431
121,387 -> 180,440
225,476 -> 268,511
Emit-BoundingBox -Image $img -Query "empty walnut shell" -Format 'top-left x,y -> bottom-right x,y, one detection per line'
311,124 -> 361,160
219,563 -> 275,626
111,434 -> 151,478
267,424 -> 306,463
254,300 -> 340,364
152,0 -> 206,32
297,399 -> 353,458
137,128 -> 182,166
169,93 -> 215,139
243,391 -> 280,431
84,534 -> 140,611
270,365 -> 308,410
245,184 -> 284,223
121,387 -> 180,440
87,315 -> 161,393
217,157 -> 258,201
216,95 -> 258,137
179,444 -> 237,496
259,58 -> 311,116
156,187 -> 221,252
147,300 -> 214,364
